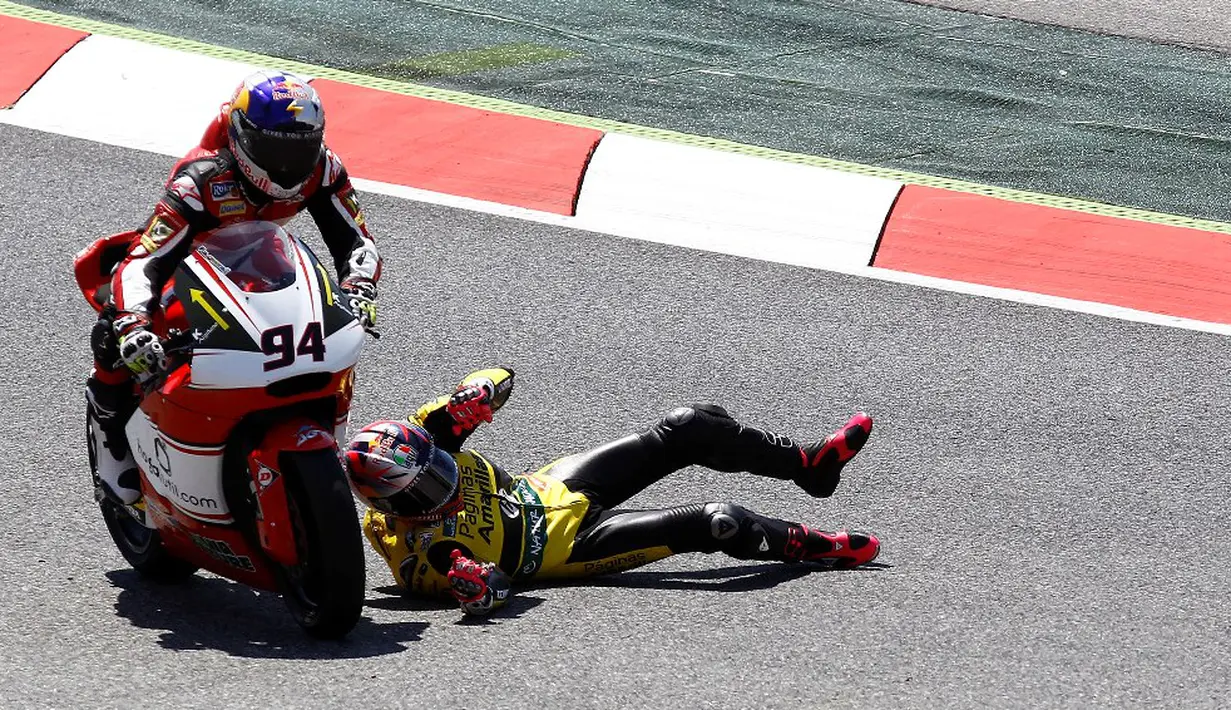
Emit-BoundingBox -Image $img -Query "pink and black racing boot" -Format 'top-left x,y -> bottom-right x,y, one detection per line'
794,412 -> 873,498
785,526 -> 881,568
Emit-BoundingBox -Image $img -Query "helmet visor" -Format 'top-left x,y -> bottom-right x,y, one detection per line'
234,114 -> 324,189
390,444 -> 460,516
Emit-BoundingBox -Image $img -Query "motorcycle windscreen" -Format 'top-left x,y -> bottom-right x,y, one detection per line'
196,222 -> 299,294
173,221 -> 366,388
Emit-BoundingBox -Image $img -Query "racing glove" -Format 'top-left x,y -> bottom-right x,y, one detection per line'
114,314 -> 166,379
341,278 -> 378,329
445,379 -> 495,435
447,549 -> 511,616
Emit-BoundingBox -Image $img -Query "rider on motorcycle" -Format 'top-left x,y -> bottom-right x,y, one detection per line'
346,367 -> 881,616
84,69 -> 382,507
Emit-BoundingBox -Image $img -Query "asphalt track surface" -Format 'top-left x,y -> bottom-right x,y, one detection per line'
911,0 -> 1231,53
4,124 -> 1231,708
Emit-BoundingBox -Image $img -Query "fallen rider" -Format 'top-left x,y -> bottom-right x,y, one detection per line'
345,367 -> 880,615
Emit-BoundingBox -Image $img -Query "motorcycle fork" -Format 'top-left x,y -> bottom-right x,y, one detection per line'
248,451 -> 298,567
245,417 -> 339,567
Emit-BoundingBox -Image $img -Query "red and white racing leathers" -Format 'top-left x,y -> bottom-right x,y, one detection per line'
109,111 -> 381,325
85,111 -> 383,506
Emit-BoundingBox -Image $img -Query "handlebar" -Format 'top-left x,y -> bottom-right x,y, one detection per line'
138,329 -> 196,397
162,328 -> 199,356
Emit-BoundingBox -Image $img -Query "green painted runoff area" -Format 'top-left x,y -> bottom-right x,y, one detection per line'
375,43 -> 576,81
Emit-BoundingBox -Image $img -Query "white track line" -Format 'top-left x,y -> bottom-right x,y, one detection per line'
3,112 -> 1222,336
351,177 -> 1231,336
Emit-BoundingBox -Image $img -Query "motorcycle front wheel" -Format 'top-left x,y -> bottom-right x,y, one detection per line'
276,448 -> 366,640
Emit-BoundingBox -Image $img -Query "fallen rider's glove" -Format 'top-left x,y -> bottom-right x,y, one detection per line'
447,548 -> 511,616
445,379 -> 495,435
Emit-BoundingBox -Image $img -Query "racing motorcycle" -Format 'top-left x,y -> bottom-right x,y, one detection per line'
75,221 -> 369,639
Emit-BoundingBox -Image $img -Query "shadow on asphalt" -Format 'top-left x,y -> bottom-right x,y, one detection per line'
576,561 -> 890,592
367,562 -> 892,606
307,563 -> 888,625
366,584 -> 547,624
365,584 -> 456,612
107,570 -> 427,658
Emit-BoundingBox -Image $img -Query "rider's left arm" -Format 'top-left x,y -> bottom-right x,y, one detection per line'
304,149 -> 381,287
410,367 -> 516,452
363,510 -> 455,598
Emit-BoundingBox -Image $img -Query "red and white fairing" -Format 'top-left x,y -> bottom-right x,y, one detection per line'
114,221 -> 363,587
180,223 -> 364,389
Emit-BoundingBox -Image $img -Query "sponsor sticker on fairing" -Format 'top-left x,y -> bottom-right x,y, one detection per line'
191,323 -> 219,342
296,425 -> 323,446
190,533 -> 256,571
254,462 -> 279,492
196,245 -> 230,273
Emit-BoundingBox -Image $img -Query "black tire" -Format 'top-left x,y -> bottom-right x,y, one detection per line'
276,448 -> 366,639
99,499 -> 199,583
87,407 -> 197,583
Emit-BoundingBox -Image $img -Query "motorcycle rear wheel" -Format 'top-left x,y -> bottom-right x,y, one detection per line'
99,500 -> 199,583
87,409 -> 197,583
276,448 -> 366,640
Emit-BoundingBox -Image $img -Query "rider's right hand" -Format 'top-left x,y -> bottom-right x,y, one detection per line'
340,277 -> 378,330
115,314 -> 167,378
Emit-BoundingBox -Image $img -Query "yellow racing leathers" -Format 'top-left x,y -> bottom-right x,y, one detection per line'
363,368 -> 882,607
364,454 -> 682,598
363,368 -> 674,598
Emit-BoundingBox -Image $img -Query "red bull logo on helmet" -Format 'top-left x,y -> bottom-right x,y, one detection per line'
271,80 -> 311,102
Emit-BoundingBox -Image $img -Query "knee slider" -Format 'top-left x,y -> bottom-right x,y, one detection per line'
656,407 -> 700,455
663,404 -> 731,427
659,403 -> 732,446
692,404 -> 731,419
663,406 -> 697,427
703,502 -> 750,542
